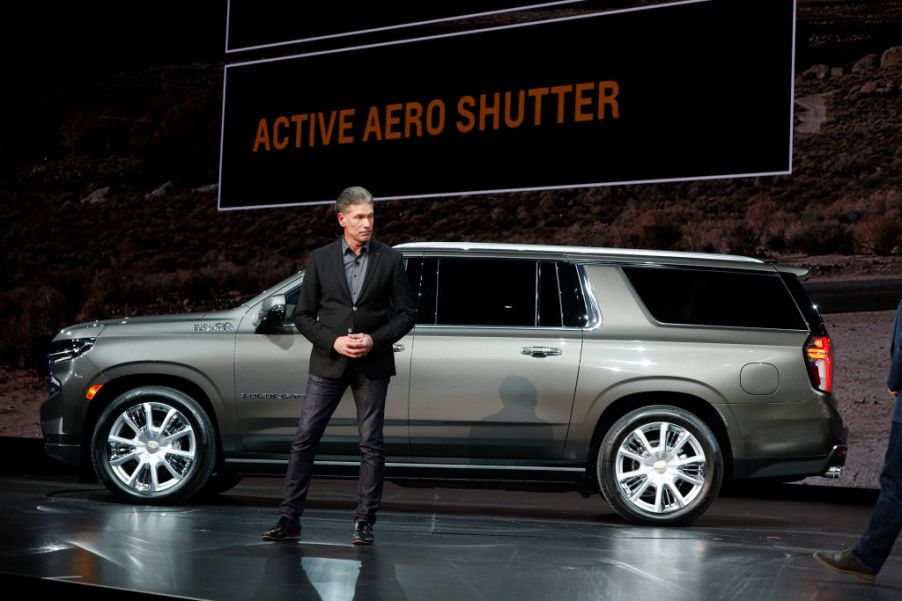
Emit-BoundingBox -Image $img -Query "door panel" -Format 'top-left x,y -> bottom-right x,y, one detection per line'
409,327 -> 581,459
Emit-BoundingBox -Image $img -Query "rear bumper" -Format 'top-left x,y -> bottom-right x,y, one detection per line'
723,391 -> 848,481
733,442 -> 847,480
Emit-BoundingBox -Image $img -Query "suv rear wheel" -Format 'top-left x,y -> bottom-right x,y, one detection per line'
90,386 -> 217,503
598,405 -> 723,525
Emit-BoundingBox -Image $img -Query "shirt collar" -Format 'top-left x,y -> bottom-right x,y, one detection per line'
341,238 -> 370,256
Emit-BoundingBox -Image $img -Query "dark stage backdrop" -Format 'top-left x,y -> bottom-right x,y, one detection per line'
226,0 -> 592,51
1,0 -> 901,491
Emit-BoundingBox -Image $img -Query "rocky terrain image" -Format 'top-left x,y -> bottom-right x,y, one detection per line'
1,0 -> 900,489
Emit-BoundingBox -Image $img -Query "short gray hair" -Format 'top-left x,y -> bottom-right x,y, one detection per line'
336,186 -> 374,214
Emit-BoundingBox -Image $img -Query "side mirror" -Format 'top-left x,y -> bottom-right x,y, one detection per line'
256,294 -> 287,332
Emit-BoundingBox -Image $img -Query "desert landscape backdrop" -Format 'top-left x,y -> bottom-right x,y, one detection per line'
1,0 -> 900,489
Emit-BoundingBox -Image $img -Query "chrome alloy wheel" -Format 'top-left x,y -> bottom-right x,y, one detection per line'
614,420 -> 707,514
105,401 -> 198,494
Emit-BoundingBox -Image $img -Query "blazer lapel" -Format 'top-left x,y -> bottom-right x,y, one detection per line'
331,239 -> 353,303
355,239 -> 383,303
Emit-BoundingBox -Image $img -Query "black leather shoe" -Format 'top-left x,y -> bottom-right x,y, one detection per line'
352,520 -> 374,545
813,550 -> 877,583
262,517 -> 301,541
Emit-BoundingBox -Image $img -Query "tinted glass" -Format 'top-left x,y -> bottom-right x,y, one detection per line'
559,262 -> 589,327
539,262 -> 562,327
285,286 -> 301,321
436,258 -> 536,326
622,266 -> 807,330
781,272 -> 824,334
407,257 -> 438,325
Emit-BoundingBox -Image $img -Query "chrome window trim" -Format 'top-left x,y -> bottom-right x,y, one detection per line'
553,261 -> 565,327
533,260 -> 541,327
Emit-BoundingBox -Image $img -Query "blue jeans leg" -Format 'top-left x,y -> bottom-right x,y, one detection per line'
852,420 -> 902,572
351,373 -> 389,525
279,374 -> 346,520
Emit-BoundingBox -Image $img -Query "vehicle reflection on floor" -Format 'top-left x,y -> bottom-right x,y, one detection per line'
0,475 -> 898,600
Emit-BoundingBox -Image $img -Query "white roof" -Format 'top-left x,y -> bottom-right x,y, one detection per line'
394,241 -> 764,264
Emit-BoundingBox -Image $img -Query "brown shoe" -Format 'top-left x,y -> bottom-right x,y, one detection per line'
812,550 -> 877,583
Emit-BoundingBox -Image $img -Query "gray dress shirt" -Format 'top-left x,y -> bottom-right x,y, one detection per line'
341,238 -> 369,305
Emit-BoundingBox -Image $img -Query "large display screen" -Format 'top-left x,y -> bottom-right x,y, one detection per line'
219,0 -> 794,209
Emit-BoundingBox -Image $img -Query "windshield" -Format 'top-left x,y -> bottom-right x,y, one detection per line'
238,270 -> 305,309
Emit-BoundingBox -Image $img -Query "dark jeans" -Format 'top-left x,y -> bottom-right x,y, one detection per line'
852,420 -> 902,572
279,369 -> 390,525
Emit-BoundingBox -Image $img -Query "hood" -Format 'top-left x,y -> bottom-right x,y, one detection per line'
52,310 -> 242,341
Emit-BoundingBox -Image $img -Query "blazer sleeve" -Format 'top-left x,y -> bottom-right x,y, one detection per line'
294,252 -> 337,355
888,300 -> 902,393
369,253 -> 417,350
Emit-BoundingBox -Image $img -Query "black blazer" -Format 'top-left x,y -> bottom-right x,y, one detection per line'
888,299 -> 902,424
294,238 -> 416,378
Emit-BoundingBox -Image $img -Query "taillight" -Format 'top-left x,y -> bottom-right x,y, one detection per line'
805,335 -> 833,393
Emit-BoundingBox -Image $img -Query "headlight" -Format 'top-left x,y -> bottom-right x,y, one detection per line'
47,337 -> 96,363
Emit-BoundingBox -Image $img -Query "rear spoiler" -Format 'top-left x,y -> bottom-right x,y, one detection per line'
775,263 -> 810,278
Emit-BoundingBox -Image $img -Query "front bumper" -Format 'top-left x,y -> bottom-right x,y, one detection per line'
40,391 -> 82,467
43,441 -> 82,467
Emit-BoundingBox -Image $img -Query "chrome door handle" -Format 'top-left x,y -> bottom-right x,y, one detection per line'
521,346 -> 562,358
393,343 -> 405,352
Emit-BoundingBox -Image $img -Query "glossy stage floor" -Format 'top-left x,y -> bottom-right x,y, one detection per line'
1,443 -> 899,601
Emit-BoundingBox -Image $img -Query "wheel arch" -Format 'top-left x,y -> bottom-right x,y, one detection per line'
80,372 -> 224,478
586,391 -> 734,486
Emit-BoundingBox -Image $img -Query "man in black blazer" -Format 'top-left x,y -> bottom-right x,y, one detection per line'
263,186 -> 416,545
814,299 -> 902,582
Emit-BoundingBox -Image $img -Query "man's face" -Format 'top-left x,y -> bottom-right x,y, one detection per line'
337,202 -> 374,247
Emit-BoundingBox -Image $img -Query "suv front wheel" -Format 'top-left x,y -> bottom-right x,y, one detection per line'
598,405 -> 723,526
90,386 -> 217,504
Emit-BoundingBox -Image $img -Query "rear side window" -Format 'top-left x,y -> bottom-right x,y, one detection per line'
558,262 -> 589,327
622,266 -> 807,330
437,258 -> 536,326
406,257 -> 438,325
539,262 -> 563,327
409,257 -> 590,327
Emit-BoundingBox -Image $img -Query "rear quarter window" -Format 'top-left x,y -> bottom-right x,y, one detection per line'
622,265 -> 807,330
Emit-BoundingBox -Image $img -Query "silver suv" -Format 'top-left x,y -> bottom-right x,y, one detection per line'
41,242 -> 847,525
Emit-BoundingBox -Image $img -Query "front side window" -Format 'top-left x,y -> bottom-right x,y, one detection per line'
285,285 -> 301,322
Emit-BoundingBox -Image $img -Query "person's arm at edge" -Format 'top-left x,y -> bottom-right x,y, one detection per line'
369,253 -> 417,350
887,300 -> 902,395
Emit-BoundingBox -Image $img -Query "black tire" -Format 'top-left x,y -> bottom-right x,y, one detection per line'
90,386 -> 217,504
597,405 -> 723,526
197,472 -> 244,499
